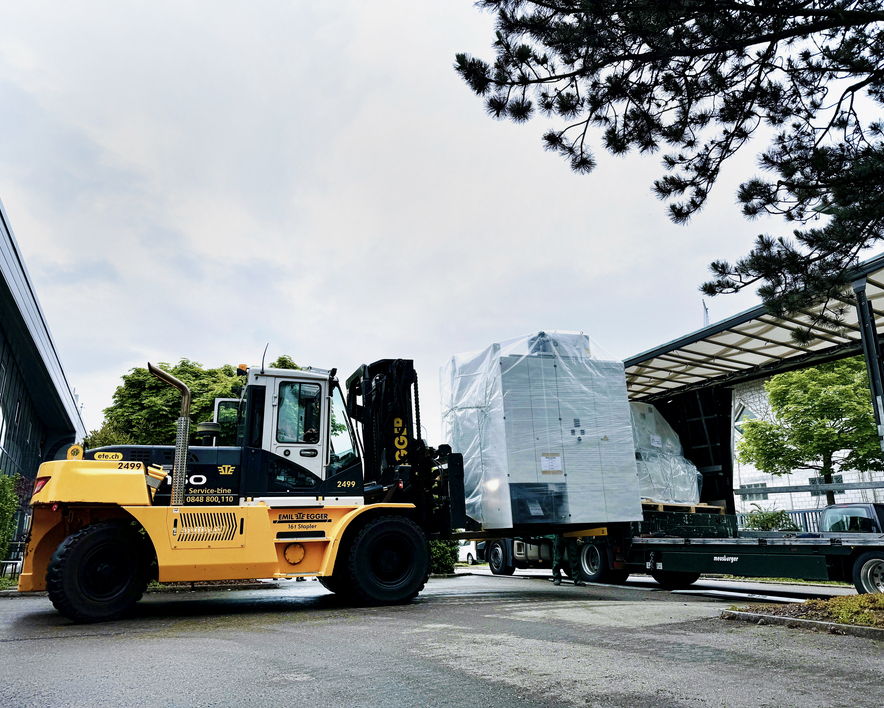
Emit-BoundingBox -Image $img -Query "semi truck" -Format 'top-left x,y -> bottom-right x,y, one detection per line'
480,397 -> 884,596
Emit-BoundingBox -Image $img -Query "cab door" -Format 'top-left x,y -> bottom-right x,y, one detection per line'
271,377 -> 327,481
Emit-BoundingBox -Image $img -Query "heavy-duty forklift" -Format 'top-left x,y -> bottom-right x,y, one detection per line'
18,359 -> 466,622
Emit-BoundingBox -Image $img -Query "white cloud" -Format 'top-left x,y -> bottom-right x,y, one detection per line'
0,1 -> 788,439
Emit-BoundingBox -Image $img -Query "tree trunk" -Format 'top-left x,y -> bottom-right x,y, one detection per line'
822,454 -> 835,506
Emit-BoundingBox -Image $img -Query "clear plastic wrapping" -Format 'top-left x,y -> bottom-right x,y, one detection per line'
629,402 -> 702,504
441,331 -> 642,529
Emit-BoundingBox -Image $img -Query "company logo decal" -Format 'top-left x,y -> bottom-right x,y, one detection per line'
95,452 -> 123,461
274,512 -> 331,523
713,555 -> 739,563
218,465 -> 236,475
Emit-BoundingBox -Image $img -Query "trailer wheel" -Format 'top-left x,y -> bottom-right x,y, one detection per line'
46,522 -> 148,623
488,541 -> 515,575
852,552 -> 884,594
347,516 -> 429,604
650,570 -> 701,590
579,543 -> 627,583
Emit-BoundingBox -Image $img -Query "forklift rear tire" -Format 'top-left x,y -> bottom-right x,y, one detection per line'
347,516 -> 429,604
46,522 -> 149,623
488,541 -> 515,575
650,570 -> 701,590
852,551 -> 884,594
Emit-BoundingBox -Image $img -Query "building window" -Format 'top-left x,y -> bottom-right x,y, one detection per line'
740,483 -> 768,501
809,475 -> 844,496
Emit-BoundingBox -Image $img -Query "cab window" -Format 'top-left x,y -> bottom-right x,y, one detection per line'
277,382 -> 322,444
328,385 -> 359,469
823,507 -> 877,533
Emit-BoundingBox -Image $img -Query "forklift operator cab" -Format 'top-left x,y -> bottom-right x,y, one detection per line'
234,366 -> 363,504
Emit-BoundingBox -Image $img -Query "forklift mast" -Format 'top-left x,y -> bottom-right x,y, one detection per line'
346,359 -> 465,534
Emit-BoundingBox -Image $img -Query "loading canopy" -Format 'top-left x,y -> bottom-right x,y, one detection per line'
624,251 -> 884,453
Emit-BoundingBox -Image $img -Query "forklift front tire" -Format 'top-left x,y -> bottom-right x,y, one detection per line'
347,516 -> 429,604
46,522 -> 149,623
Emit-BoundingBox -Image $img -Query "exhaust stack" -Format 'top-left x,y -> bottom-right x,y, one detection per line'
148,363 -> 191,506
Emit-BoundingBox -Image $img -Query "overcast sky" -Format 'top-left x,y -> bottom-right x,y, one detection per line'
1,2 -> 806,442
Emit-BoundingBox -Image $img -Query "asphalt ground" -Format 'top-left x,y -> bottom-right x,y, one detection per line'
2,572 -> 881,708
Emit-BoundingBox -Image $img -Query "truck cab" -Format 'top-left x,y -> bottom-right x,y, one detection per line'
820,503 -> 884,534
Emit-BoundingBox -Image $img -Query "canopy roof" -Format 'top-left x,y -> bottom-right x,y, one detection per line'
624,253 -> 884,402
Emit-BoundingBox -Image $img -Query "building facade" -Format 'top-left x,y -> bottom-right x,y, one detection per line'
0,197 -> 85,558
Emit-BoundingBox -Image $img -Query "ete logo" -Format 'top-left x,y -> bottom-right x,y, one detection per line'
95,452 -> 122,461
218,465 -> 236,475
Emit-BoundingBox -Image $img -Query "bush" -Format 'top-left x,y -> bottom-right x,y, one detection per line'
429,540 -> 458,575
743,503 -> 799,532
0,474 -> 21,561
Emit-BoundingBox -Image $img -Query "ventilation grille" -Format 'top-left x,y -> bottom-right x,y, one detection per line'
178,512 -> 238,543
127,449 -> 152,464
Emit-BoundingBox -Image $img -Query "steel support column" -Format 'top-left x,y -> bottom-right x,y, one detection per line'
852,278 -> 884,452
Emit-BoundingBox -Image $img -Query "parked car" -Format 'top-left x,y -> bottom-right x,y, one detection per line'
458,540 -> 478,565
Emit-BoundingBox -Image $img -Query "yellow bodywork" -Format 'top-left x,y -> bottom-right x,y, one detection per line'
19,459 -> 413,591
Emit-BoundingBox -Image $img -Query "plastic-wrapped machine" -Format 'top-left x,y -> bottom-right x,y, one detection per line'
440,331 -> 643,530
629,402 -> 702,504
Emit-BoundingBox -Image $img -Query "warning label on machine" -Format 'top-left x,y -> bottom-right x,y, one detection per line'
540,453 -> 563,474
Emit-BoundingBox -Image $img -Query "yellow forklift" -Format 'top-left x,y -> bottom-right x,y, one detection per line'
18,359 -> 465,622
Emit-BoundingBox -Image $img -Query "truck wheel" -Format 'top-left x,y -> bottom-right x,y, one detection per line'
488,541 -> 515,575
347,516 -> 429,604
46,522 -> 149,623
466,553 -> 475,565
650,570 -> 701,590
579,543 -> 623,583
852,551 -> 884,594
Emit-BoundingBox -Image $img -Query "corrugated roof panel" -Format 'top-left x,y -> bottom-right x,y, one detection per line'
624,253 -> 884,401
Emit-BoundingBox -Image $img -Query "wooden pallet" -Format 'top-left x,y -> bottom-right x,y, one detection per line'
641,499 -> 726,515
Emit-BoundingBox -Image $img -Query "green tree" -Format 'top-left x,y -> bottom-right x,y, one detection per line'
736,357 -> 880,505
82,421 -> 135,449
101,359 -> 244,446
93,355 -> 302,447
269,355 -> 300,371
457,2 -> 884,335
0,474 -> 21,561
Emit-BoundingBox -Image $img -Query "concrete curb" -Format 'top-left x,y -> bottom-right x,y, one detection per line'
720,610 -> 884,641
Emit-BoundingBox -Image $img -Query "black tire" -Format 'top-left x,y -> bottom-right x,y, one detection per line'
347,516 -> 429,604
317,573 -> 355,599
852,551 -> 884,594
579,543 -> 616,583
466,553 -> 475,565
608,570 -> 631,584
650,570 -> 702,590
488,540 -> 515,575
46,522 -> 149,623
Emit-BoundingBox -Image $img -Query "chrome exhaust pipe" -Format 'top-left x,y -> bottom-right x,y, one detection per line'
148,363 -> 191,506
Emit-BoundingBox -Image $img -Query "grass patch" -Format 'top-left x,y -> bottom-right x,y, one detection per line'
0,576 -> 17,590
737,594 -> 884,628
719,574 -> 850,586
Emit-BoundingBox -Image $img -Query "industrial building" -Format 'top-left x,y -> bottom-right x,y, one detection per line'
0,197 -> 85,559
